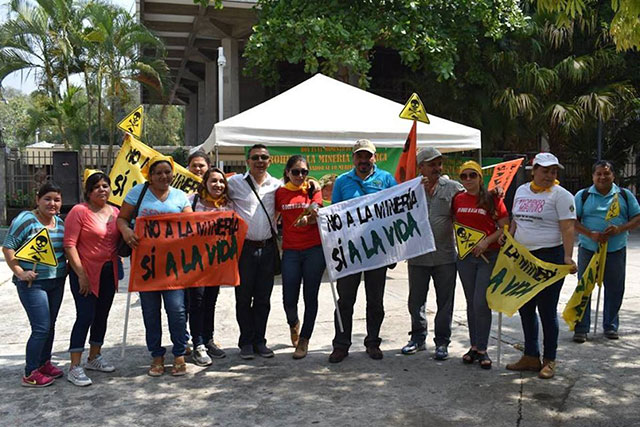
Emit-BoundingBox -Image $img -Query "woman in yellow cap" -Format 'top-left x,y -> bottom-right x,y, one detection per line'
117,154 -> 193,377
64,170 -> 120,386
452,160 -> 509,369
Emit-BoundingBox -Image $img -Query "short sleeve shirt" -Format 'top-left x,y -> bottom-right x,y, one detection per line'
512,183 -> 576,251
276,187 -> 323,250
331,166 -> 397,204
409,177 -> 463,266
575,184 -> 640,252
124,184 -> 190,218
452,192 -> 509,251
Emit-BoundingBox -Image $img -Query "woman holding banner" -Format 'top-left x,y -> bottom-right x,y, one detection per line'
187,167 -> 232,365
64,170 -> 120,386
275,155 -> 325,359
117,155 -> 193,377
506,153 -> 576,379
452,161 -> 509,369
2,182 -> 67,387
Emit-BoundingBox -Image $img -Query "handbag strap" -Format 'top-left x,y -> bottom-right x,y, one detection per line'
131,182 -> 149,225
191,193 -> 200,211
244,175 -> 278,240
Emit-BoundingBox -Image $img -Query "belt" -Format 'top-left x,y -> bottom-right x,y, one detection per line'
244,237 -> 274,248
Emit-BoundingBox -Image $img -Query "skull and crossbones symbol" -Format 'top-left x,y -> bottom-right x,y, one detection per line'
126,111 -> 141,132
408,99 -> 421,119
456,227 -> 474,249
27,235 -> 49,262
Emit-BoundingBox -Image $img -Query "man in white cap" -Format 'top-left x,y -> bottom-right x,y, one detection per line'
401,147 -> 463,360
328,139 -> 397,363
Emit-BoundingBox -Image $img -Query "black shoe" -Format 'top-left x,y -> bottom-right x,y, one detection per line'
573,332 -> 587,343
401,340 -> 426,355
254,343 -> 274,358
366,346 -> 383,360
604,330 -> 619,340
240,344 -> 255,360
329,348 -> 349,363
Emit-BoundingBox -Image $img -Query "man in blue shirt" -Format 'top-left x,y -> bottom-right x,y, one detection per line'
573,160 -> 640,342
329,139 -> 397,363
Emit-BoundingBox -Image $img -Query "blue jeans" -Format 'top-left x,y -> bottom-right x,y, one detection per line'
575,246 -> 626,334
189,285 -> 220,347
518,245 -> 565,361
282,245 -> 326,340
16,277 -> 65,375
235,240 -> 276,347
407,263 -> 457,347
457,251 -> 498,352
139,289 -> 187,358
69,263 -> 116,352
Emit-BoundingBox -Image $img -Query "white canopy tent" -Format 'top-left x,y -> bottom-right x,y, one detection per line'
201,73 -> 480,153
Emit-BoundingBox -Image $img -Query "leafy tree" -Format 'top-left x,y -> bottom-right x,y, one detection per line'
0,87 -> 32,147
244,0 -> 528,88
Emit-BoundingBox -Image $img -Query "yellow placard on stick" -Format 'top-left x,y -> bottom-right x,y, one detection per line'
14,228 -> 58,267
399,93 -> 430,124
605,193 -> 620,221
109,134 -> 201,207
562,242 -> 607,330
117,105 -> 144,138
486,229 -> 573,316
454,223 -> 486,259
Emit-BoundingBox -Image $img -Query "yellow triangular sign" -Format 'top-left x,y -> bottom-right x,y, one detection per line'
454,223 -> 487,259
117,105 -> 144,138
399,93 -> 430,124
605,193 -> 620,221
14,228 -> 58,267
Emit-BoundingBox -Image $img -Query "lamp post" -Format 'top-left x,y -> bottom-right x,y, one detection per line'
216,47 -> 227,168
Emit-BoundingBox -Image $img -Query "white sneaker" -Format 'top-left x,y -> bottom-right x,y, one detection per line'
85,354 -> 115,373
193,344 -> 212,366
67,365 -> 92,387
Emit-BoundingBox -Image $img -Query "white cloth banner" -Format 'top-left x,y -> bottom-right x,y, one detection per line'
317,177 -> 436,281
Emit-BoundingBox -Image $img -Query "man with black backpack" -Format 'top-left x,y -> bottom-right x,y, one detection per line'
573,160 -> 640,342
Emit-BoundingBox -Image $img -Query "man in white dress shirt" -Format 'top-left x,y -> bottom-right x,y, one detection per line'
227,144 -> 282,359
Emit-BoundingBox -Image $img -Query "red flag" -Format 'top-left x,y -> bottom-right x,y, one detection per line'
395,121 -> 417,183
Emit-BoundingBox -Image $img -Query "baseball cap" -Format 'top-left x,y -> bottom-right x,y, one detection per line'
353,139 -> 376,154
417,147 -> 442,164
532,152 -> 564,169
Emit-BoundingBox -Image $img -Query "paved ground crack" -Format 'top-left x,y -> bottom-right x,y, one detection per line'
516,372 -> 524,427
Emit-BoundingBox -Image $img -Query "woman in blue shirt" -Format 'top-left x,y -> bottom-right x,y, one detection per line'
117,155 -> 192,377
2,182 -> 67,388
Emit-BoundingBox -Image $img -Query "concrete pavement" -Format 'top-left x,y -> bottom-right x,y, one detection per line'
1,234 -> 639,426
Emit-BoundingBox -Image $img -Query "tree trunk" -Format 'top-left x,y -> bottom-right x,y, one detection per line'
84,70 -> 94,167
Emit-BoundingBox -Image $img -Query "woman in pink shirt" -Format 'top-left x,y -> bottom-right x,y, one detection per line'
63,170 -> 121,387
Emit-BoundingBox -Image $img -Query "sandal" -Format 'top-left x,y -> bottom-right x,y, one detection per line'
171,357 -> 187,376
148,357 -> 165,377
477,352 -> 492,370
462,349 -> 477,364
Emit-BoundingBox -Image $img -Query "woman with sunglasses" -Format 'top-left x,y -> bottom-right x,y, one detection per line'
2,182 -> 66,387
452,161 -> 509,369
117,155 -> 193,377
275,155 -> 325,359
187,167 -> 232,366
506,153 -> 576,379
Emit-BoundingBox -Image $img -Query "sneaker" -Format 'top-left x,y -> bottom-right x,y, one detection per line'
240,344 -> 255,360
85,354 -> 115,373
604,330 -> 619,340
254,343 -> 274,358
401,340 -> 425,355
328,348 -> 349,363
506,355 -> 542,372
538,358 -> 556,379
434,345 -> 449,360
22,369 -> 55,388
39,361 -> 63,379
192,344 -> 212,366
573,332 -> 587,343
206,339 -> 227,359
366,345 -> 383,360
67,365 -> 92,387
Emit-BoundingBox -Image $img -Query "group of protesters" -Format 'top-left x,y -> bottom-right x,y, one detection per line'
3,139 -> 638,388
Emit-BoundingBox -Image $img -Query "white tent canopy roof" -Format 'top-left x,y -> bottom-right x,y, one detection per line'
202,73 -> 480,153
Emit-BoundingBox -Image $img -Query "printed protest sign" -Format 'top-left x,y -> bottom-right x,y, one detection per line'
563,242 -> 607,330
129,211 -> 248,292
487,158 -> 523,191
317,177 -> 435,281
109,135 -> 201,206
453,223 -> 486,259
486,229 -> 573,316
117,105 -> 144,138
14,228 -> 58,267
399,93 -> 430,124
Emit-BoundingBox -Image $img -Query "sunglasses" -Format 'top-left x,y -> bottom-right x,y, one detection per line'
459,172 -> 479,180
290,168 -> 309,177
250,154 -> 270,161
